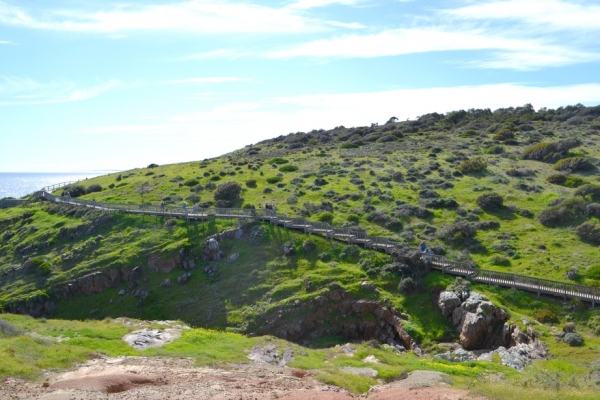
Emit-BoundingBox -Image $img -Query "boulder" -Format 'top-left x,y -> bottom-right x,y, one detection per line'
177,272 -> 192,284
202,238 -> 222,261
563,332 -> 584,347
159,279 -> 172,288
147,253 -> 179,273
361,281 -> 376,291
433,348 -> 476,362
438,291 -> 461,318
283,242 -> 295,256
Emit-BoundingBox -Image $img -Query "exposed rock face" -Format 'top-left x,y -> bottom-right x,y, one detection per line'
260,289 -> 421,356
202,238 -> 223,261
439,291 -> 508,350
436,290 -> 548,369
5,294 -> 55,318
147,253 -> 179,273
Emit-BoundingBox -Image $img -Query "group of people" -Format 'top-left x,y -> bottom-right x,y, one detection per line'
419,241 -> 435,260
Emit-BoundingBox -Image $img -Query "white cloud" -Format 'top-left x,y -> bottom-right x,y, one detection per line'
0,77 -> 119,105
0,0 -> 320,34
267,25 -> 600,70
164,77 -> 251,85
287,0 -> 360,10
0,39 -> 12,44
444,0 -> 600,31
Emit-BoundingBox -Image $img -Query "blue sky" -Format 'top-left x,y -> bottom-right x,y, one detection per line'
1,0 -> 599,172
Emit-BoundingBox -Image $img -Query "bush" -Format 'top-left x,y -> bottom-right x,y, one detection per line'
346,214 -> 360,223
340,143 -> 359,149
476,192 -> 504,211
575,221 -> 600,243
538,198 -> 587,226
456,156 -> 487,173
546,174 -> 587,188
493,128 -> 514,141
209,175 -> 221,181
85,184 -> 102,194
116,174 -> 122,182
437,220 -> 476,243
64,185 -> 86,197
213,181 -> 242,201
553,157 -> 594,172
523,139 -> 581,162
286,195 -> 298,204
484,145 -> 505,154
447,277 -> 471,295
490,255 -> 510,266
268,158 -> 288,164
245,179 -> 257,187
279,165 -> 298,172
183,178 -> 199,187
266,176 -> 283,184
317,212 -> 334,223
532,308 -> 559,323
575,184 -> 600,199
0,317 -> 22,337
108,183 -> 115,189
186,194 -> 200,203
205,182 -> 216,190
506,168 -> 534,177
32,258 -> 51,275
586,265 -> 600,280
422,198 -> 458,209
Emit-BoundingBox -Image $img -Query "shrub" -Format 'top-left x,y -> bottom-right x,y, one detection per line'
314,178 -> 328,186
245,179 -> 257,187
63,185 -> 86,197
523,139 -> 581,162
447,277 -> 471,295
575,221 -> 600,243
205,182 -> 216,190
346,214 -> 360,223
85,184 -> 102,194
340,143 -> 359,149
116,174 -> 122,182
587,266 -> 600,280
506,168 -> 535,177
538,198 -> 587,226
268,158 -> 288,164
546,174 -> 587,188
475,221 -> 500,230
213,181 -> 242,201
554,157 -> 594,172
575,184 -> 600,199
493,128 -> 514,141
317,212 -> 334,223
108,183 -> 115,189
32,258 -> 51,275
266,176 -> 283,184
279,165 -> 298,172
0,317 -> 22,337
456,156 -> 487,173
286,195 -> 298,204
422,198 -> 458,209
532,308 -> 558,323
209,175 -> 221,181
476,192 -> 504,211
484,145 -> 505,154
587,203 -> 600,218
437,220 -> 476,243
490,255 -> 510,266
183,178 -> 199,187
186,194 -> 200,203
391,171 -> 404,182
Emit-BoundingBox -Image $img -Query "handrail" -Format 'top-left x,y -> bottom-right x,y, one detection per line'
16,190 -> 600,306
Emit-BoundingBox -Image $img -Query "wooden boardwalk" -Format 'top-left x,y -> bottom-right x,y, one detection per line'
23,191 -> 600,306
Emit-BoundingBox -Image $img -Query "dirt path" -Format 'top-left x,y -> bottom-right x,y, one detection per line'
0,356 -> 487,400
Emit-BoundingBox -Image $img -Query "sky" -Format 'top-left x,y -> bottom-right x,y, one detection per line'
1,0 -> 600,172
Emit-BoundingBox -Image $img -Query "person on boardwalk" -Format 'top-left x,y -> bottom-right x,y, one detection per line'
419,241 -> 427,253
251,204 -> 256,216
183,202 -> 188,216
192,203 -> 198,214
66,192 -> 71,203
160,201 -> 165,213
426,248 -> 434,262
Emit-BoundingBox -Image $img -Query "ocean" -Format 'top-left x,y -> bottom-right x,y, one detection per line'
0,172 -> 105,199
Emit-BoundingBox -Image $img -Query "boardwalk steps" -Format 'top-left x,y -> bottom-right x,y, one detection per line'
7,190 -> 599,306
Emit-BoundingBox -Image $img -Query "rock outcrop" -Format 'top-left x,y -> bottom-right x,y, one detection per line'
260,289 -> 421,356
438,291 -> 509,349
5,293 -> 55,318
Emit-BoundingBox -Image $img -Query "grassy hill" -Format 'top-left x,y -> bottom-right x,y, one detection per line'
2,103 -> 600,399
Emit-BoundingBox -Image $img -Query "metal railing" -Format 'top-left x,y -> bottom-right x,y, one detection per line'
31,190 -> 600,305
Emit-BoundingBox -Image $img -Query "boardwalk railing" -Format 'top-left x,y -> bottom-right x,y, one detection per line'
8,190 -> 597,306
41,181 -> 80,193
0,199 -> 32,209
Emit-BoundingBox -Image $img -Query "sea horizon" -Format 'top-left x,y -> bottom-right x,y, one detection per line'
0,171 -> 113,199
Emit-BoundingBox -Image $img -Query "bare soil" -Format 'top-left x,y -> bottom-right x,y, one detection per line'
0,356 -> 487,400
